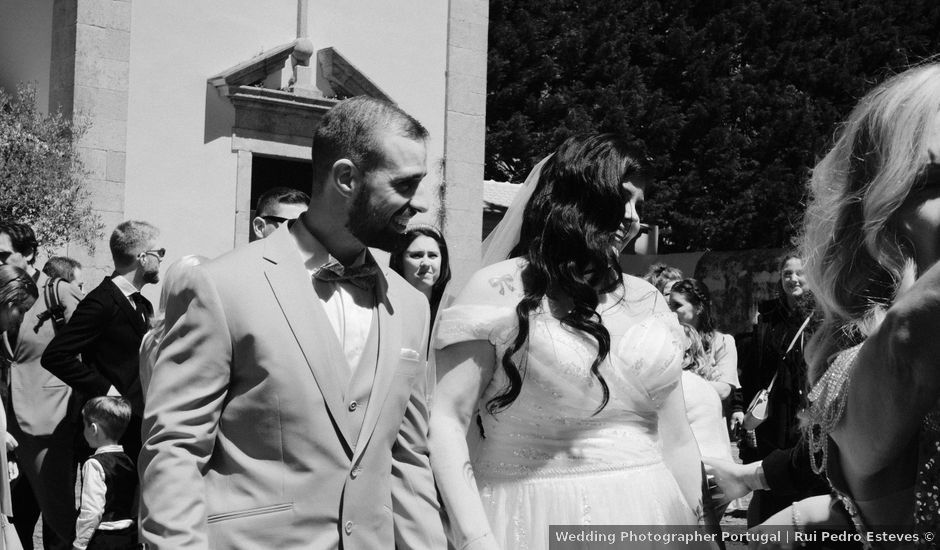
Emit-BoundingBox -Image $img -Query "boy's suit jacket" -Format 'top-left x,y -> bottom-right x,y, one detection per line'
139,225 -> 445,549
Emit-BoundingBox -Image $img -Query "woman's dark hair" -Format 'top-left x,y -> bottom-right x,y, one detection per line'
489,133 -> 650,415
389,226 -> 451,318
0,264 -> 39,317
670,278 -> 718,351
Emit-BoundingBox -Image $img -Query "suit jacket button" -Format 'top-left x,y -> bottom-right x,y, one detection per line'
348,400 -> 358,411
344,520 -> 354,534
350,467 -> 361,479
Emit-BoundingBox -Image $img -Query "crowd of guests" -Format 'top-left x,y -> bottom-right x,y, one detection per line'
0,62 -> 936,549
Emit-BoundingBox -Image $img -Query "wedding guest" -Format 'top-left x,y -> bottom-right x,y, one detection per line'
42,221 -> 163,463
644,263 -> 683,296
250,187 -> 309,241
736,254 -> 825,526
389,226 -> 451,320
430,134 -> 707,550
795,62 -> 940,542
72,397 -> 137,550
668,279 -> 739,402
679,325 -> 734,527
0,264 -> 38,550
0,224 -> 82,550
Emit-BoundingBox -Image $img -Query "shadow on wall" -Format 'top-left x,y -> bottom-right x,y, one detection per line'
204,82 -> 236,144
622,249 -> 785,336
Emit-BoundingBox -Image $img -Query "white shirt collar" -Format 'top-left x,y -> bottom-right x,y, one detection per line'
110,274 -> 138,298
289,220 -> 367,275
93,444 -> 124,455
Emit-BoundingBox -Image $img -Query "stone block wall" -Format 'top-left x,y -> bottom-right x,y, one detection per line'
52,0 -> 132,282
442,0 -> 489,293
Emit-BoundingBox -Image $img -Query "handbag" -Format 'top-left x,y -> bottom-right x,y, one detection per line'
742,314 -> 812,431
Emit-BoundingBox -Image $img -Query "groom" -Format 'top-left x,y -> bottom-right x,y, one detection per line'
139,96 -> 446,549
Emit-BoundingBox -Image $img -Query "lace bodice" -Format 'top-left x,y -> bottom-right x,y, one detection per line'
435,286 -> 685,479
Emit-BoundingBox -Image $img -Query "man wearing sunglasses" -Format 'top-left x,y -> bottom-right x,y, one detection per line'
250,186 -> 310,241
43,220 -> 163,465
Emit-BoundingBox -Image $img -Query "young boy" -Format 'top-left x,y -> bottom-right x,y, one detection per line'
73,397 -> 138,550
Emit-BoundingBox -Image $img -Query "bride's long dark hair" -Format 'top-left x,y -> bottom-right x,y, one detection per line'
486,133 -> 650,415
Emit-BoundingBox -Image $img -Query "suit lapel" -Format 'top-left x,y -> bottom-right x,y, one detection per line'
261,227 -> 355,450
352,268 -> 400,465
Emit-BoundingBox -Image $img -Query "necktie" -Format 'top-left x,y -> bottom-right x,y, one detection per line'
130,292 -> 151,325
313,259 -> 380,291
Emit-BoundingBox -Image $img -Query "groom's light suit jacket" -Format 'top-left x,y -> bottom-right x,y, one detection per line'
139,225 -> 446,549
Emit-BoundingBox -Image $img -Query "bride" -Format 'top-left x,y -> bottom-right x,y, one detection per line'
428,134 -> 707,550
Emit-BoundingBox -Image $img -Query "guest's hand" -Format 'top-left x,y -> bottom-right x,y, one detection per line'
703,457 -> 761,504
4,432 -> 17,453
7,459 -> 17,482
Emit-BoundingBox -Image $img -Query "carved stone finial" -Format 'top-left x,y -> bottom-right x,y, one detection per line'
292,38 -> 315,66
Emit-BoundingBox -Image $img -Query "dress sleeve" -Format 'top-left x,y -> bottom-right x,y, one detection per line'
433,304 -> 517,349
615,316 -> 686,408
713,333 -> 740,388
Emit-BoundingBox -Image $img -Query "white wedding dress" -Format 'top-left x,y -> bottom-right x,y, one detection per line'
435,274 -> 700,550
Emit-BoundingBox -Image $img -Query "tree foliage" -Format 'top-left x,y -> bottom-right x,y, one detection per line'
0,83 -> 103,253
486,0 -> 940,251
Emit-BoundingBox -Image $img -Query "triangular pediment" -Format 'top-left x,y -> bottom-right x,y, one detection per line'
208,38 -> 391,103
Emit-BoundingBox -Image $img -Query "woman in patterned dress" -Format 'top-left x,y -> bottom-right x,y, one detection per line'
787,62 -> 940,547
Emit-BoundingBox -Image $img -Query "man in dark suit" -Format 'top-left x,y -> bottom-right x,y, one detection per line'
42,220 -> 162,462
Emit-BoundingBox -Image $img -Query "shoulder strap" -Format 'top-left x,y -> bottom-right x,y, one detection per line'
765,315 -> 813,393
34,278 -> 67,333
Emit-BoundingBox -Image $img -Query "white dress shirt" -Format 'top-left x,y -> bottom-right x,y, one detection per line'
73,445 -> 134,550
290,221 -> 375,376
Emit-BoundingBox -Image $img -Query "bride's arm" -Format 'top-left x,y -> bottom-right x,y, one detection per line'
659,376 -> 705,516
429,339 -> 499,550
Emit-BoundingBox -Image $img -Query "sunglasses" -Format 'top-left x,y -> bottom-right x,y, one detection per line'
140,248 -> 166,260
260,215 -> 290,225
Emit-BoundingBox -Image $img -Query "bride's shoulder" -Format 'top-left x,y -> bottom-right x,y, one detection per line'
621,275 -> 672,313
453,257 -> 527,307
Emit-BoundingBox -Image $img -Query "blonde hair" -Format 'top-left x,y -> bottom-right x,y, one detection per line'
801,62 -> 940,383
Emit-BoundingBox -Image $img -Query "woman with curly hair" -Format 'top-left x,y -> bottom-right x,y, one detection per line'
750,63 -> 940,543
429,134 -> 706,550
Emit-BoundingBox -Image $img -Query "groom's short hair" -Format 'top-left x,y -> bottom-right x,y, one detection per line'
310,96 -> 428,192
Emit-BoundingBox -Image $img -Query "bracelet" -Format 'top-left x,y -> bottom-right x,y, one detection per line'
791,501 -> 806,546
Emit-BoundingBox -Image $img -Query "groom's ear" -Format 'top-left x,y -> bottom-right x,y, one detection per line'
330,159 -> 358,198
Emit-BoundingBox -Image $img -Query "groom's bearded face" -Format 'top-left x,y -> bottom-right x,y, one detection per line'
345,134 -> 429,251
346,184 -> 409,252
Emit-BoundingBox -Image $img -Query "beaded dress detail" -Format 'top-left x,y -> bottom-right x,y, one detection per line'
806,344 -> 940,549
435,281 -> 700,550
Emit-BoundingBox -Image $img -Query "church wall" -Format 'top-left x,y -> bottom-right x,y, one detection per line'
0,0 -> 54,112
122,0 -> 297,297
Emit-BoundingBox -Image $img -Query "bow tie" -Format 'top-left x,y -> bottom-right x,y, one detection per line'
313,259 -> 380,291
